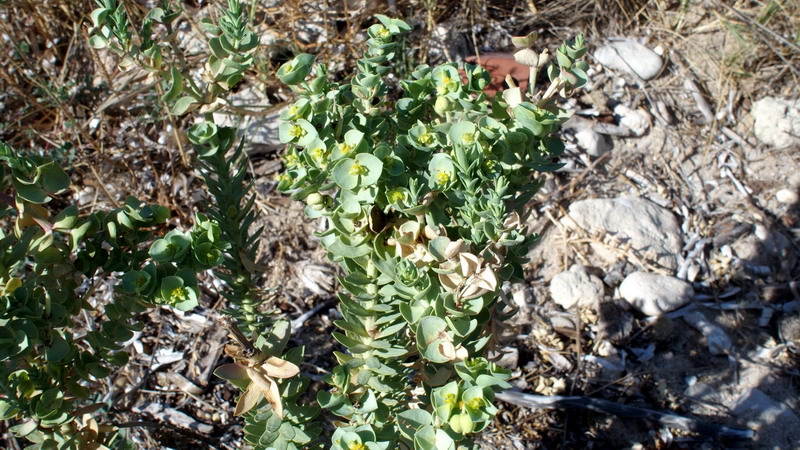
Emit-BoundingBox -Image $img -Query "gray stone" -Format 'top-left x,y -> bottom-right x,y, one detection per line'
730,227 -> 793,276
594,39 -> 663,80
526,226 -> 566,281
751,97 -> 800,149
561,197 -> 683,270
614,104 -> 651,137
576,128 -> 612,157
775,188 -> 799,204
619,271 -> 694,316
565,116 -> 612,157
732,388 -> 800,446
549,264 -> 604,310
683,311 -> 732,355
213,87 -> 282,155
492,346 -> 519,369
596,299 -> 634,342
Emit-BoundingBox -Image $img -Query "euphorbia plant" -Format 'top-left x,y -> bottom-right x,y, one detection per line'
87,1 -> 321,447
275,17 -> 587,448
0,141 -> 230,447
2,3 -> 587,447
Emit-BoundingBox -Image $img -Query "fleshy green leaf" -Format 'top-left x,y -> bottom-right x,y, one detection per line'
161,67 -> 183,103
397,409 -> 432,438
331,159 -> 358,190
214,363 -> 251,390
277,53 -> 314,85
172,96 -> 198,115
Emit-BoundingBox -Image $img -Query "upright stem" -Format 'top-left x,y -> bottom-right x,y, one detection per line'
528,66 -> 538,100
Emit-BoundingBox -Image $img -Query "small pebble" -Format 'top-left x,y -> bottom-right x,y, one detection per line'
683,311 -> 732,356
549,264 -> 605,310
614,105 -> 651,136
751,97 -> 800,148
619,271 -> 694,316
593,39 -> 663,80
776,188 -> 798,204
754,223 -> 769,241
575,128 -> 612,157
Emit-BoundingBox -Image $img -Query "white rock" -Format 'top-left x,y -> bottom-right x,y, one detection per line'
561,197 -> 683,270
619,271 -> 694,316
775,188 -> 799,204
593,39 -> 663,80
614,105 -> 651,136
511,285 -> 532,309
549,264 -> 605,310
133,402 -> 213,434
549,315 -> 577,335
492,346 -> 519,369
751,97 -> 800,148
526,226 -> 566,280
297,22 -> 328,44
260,30 -> 279,46
564,116 -> 612,156
150,348 -> 185,371
212,86 -> 283,154
76,186 -> 96,206
731,229 -> 792,275
583,354 -> 625,379
683,311 -> 732,355
575,128 -> 612,157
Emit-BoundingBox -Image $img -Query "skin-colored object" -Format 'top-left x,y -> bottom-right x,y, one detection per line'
465,53 -> 531,96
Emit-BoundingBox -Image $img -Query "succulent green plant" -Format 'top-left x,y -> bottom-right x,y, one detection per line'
88,0 -> 273,333
275,16 -> 588,449
86,1 -> 322,448
0,140 -> 233,447
3,3 -> 587,447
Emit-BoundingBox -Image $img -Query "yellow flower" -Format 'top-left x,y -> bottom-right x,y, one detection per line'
435,171 -> 451,186
339,143 -> 353,155
349,162 -> 367,176
310,147 -> 328,168
467,397 -> 483,410
387,189 -> 405,203
310,147 -> 325,160
288,124 -> 305,139
375,25 -> 390,39
169,286 -> 189,304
